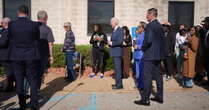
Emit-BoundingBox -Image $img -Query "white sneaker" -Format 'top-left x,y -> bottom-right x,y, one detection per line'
89,73 -> 96,78
99,73 -> 104,79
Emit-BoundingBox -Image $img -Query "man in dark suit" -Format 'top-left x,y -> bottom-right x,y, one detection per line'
0,17 -> 15,92
202,17 -> 209,86
8,5 -> 40,110
134,8 -> 166,106
109,17 -> 124,89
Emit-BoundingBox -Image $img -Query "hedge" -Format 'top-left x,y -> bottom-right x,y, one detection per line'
0,45 -> 114,75
0,67 -> 5,76
52,44 -> 113,71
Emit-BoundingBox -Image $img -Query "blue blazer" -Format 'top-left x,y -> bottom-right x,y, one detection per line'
142,19 -> 166,61
8,17 -> 41,60
109,27 -> 124,57
134,32 -> 145,60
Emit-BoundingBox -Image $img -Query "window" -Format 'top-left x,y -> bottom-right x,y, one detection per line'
168,1 -> 194,26
3,0 -> 31,20
88,0 -> 114,34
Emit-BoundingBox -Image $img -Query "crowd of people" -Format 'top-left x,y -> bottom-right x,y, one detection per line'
0,4 -> 209,110
87,8 -> 209,105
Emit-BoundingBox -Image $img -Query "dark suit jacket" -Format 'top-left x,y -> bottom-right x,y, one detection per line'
8,17 -> 40,60
0,29 -> 9,61
110,27 -> 124,57
142,19 -> 166,61
165,30 -> 176,56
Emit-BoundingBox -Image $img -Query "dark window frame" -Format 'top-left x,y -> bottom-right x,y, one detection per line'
87,0 -> 115,35
168,1 -> 194,26
3,0 -> 31,19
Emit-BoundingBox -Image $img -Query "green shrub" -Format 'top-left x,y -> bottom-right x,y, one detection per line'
51,44 -> 66,67
52,44 -> 113,71
0,44 -> 114,75
0,66 -> 5,76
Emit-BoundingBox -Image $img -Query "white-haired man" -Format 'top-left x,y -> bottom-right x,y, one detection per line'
109,17 -> 124,89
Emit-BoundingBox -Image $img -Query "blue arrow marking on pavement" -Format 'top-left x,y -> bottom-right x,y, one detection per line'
76,93 -> 97,110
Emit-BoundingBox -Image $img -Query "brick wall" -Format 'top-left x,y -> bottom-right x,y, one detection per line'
1,0 -> 208,44
31,0 -> 88,44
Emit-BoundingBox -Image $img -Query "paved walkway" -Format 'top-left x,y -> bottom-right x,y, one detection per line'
0,73 -> 209,110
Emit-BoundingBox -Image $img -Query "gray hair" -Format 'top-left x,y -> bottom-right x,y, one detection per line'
111,17 -> 119,25
37,10 -> 48,20
2,17 -> 11,24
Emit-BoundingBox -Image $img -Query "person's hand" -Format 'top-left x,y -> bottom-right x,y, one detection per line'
98,37 -> 103,41
123,42 -> 127,46
108,41 -> 112,46
134,45 -> 138,49
187,37 -> 192,43
94,37 -> 98,41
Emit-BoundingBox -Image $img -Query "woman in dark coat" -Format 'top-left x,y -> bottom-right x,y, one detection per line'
122,26 -> 132,78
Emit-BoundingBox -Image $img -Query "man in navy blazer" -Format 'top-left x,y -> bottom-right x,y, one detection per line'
8,5 -> 40,110
134,8 -> 166,106
109,17 -> 124,89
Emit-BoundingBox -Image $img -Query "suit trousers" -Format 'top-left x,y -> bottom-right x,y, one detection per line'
142,60 -> 163,102
113,57 -> 123,87
37,57 -> 49,90
92,48 -> 104,74
163,56 -> 174,76
12,60 -> 38,107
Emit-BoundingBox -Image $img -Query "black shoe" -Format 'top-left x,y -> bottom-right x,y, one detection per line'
111,84 -> 116,87
112,85 -> 123,90
134,100 -> 150,106
150,97 -> 163,104
28,107 -> 39,110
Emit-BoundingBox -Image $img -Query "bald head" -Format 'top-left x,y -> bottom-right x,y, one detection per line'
110,17 -> 119,28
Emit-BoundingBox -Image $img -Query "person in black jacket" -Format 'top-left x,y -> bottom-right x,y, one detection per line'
202,17 -> 209,86
0,17 -> 15,92
162,22 -> 176,80
89,24 -> 107,78
122,26 -> 132,78
8,5 -> 40,110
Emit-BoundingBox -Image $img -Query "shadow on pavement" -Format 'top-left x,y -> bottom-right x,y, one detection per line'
39,77 -> 84,109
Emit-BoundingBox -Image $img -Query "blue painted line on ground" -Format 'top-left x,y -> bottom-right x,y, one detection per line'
205,92 -> 209,95
76,93 -> 97,110
48,93 -> 78,102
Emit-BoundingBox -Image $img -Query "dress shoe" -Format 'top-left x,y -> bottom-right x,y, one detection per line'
112,85 -> 123,90
150,97 -> 163,104
134,100 -> 150,106
111,84 -> 116,87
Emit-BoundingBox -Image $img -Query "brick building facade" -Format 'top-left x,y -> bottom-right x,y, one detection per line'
0,0 -> 209,44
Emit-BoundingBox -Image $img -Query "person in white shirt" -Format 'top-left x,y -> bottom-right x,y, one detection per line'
175,28 -> 188,76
